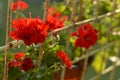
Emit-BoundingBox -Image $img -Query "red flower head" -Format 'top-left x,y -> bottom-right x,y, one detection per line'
21,58 -> 34,72
57,50 -> 72,69
14,52 -> 25,60
10,17 -> 48,46
48,7 -> 61,18
48,7 -> 68,21
47,15 -> 64,32
12,0 -> 29,11
47,7 -> 68,32
9,60 -> 22,68
72,23 -> 98,49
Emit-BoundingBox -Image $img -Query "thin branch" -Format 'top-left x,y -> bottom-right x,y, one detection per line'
37,0 -> 49,68
43,0 -> 49,23
93,0 -> 99,25
60,66 -> 66,80
72,40 -> 120,64
4,0 -> 13,80
60,0 -> 77,80
66,0 -> 77,54
0,40 -> 24,52
93,0 -> 103,80
81,49 -> 90,80
90,60 -> 120,80
109,57 -> 118,80
78,0 -> 82,21
109,0 -> 117,80
66,0 -> 71,6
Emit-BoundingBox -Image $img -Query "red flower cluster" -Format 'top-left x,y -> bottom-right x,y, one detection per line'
48,7 -> 61,18
12,0 -> 29,11
47,7 -> 66,32
9,60 -> 22,68
47,15 -> 64,32
20,58 -> 34,72
72,23 -> 98,49
56,50 -> 72,69
15,52 -> 25,60
10,17 -> 48,46
48,7 -> 68,21
9,52 -> 34,72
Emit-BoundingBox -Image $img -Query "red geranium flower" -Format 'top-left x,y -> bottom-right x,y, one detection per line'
20,58 -> 34,72
72,23 -> 98,49
14,52 -> 25,60
9,60 -> 22,68
10,17 -> 48,46
12,0 -> 28,11
47,15 -> 64,32
48,7 -> 68,21
47,7 -> 68,32
57,50 -> 72,69
48,7 -> 61,18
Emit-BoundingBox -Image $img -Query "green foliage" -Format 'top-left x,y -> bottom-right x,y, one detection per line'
8,67 -> 22,80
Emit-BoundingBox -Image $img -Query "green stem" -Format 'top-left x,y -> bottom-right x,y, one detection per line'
109,0 -> 117,80
60,66 -> 66,80
81,49 -> 90,80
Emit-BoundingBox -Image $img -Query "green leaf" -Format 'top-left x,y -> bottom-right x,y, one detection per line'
8,67 -> 22,80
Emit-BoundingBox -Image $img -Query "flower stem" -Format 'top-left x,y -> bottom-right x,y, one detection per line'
109,0 -> 117,80
4,0 -> 13,80
60,66 -> 66,80
81,49 -> 90,80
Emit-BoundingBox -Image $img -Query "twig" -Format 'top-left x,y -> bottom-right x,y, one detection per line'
60,66 -> 66,80
90,60 -> 120,80
72,40 -> 120,64
0,40 -> 24,52
81,49 -> 90,80
96,0 -> 117,79
78,0 -> 82,21
4,0 -> 13,80
66,0 -> 71,6
93,0 -> 104,80
93,0 -> 99,25
37,0 -> 49,68
109,57 -> 118,80
96,50 -> 106,80
60,0 -> 77,80
109,0 -> 117,80
66,0 -> 77,55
